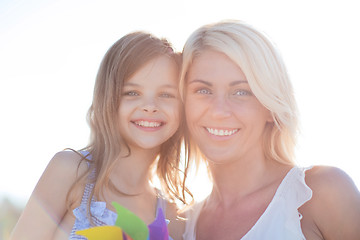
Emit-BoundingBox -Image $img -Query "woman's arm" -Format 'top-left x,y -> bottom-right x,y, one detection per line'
10,151 -> 87,240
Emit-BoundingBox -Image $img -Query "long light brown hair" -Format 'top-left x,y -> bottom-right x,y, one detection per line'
67,32 -> 192,214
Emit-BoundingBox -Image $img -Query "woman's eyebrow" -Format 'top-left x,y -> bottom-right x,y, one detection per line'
188,79 -> 248,86
188,79 -> 212,86
229,80 -> 248,86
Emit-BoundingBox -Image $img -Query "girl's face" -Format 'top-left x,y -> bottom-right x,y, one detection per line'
185,50 -> 272,164
118,55 -> 180,151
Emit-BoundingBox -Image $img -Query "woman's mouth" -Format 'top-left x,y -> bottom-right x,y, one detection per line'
205,127 -> 239,136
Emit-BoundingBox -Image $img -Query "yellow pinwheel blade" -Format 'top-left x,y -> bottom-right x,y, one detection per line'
76,225 -> 123,240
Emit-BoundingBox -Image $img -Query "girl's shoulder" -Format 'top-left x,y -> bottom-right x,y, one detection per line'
10,150 -> 90,239
51,150 -> 89,171
301,165 -> 360,239
43,150 -> 88,184
43,150 -> 89,196
41,150 -> 90,208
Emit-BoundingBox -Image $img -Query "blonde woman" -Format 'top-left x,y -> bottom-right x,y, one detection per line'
181,20 -> 360,239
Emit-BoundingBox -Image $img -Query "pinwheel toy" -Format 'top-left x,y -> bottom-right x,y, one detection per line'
76,202 -> 169,240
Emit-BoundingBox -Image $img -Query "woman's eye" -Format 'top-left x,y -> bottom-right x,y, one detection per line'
123,91 -> 139,96
196,88 -> 211,95
234,89 -> 252,96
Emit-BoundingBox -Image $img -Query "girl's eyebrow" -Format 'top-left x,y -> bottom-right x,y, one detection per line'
162,84 -> 178,89
188,79 -> 248,86
123,82 -> 177,89
123,82 -> 139,87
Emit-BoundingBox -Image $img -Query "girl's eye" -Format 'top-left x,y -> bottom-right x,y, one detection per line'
160,92 -> 175,98
123,91 -> 139,96
234,89 -> 252,96
196,88 -> 211,95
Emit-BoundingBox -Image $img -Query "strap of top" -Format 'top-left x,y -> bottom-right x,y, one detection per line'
79,151 -> 94,205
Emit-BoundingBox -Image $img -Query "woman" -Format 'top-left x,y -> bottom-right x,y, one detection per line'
180,20 -> 360,239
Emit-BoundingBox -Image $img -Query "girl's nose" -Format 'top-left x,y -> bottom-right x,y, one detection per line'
142,98 -> 158,113
142,105 -> 158,113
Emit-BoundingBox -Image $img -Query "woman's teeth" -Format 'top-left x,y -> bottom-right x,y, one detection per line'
206,127 -> 239,136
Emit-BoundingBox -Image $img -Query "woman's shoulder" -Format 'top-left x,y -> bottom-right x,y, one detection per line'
305,165 -> 358,195
304,165 -> 359,209
302,165 -> 360,239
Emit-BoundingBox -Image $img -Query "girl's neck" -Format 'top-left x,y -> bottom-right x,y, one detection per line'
109,145 -> 160,195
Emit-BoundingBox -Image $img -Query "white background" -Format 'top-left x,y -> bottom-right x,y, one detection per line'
1,0 -> 359,206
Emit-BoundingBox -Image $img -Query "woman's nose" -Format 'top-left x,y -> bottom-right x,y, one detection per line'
211,96 -> 232,118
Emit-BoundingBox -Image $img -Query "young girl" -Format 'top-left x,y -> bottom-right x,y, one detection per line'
10,31 -> 190,240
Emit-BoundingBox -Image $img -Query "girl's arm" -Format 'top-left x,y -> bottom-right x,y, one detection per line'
10,151 -> 87,240
304,166 -> 360,240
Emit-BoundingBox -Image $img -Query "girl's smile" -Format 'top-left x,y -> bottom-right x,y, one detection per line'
132,119 -> 165,131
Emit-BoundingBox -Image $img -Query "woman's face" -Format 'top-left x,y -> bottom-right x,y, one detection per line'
185,50 -> 272,164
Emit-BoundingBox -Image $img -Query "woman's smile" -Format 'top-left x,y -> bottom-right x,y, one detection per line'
205,127 -> 239,137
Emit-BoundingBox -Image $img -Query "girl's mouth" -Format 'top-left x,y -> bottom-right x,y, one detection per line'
132,120 -> 164,128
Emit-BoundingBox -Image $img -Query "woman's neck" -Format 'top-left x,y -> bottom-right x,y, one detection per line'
207,152 -> 287,208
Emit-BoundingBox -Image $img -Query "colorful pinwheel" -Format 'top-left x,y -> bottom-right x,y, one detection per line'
76,202 -> 169,240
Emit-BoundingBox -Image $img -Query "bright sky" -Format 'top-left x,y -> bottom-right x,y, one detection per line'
1,0 -> 359,206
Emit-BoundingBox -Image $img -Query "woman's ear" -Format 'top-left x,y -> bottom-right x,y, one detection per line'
267,111 -> 275,123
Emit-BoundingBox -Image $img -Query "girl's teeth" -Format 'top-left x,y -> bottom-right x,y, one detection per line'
136,121 -> 161,127
206,128 -> 238,136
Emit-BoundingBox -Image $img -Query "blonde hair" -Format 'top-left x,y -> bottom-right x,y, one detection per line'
180,20 -> 298,166
67,32 -> 191,213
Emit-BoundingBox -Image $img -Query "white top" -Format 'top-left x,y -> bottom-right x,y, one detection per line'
183,167 -> 312,240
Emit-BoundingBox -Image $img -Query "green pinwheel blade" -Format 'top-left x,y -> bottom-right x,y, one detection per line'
112,202 -> 149,240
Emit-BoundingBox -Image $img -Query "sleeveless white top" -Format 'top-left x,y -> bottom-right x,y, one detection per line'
183,167 -> 312,240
